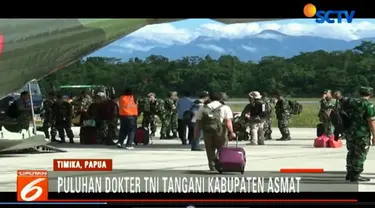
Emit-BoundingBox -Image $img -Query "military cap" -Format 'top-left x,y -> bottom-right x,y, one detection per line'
323,89 -> 331,93
147,92 -> 156,97
332,90 -> 341,94
358,87 -> 373,95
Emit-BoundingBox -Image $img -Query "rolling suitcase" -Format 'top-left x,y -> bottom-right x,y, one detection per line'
134,126 -> 151,145
216,134 -> 246,174
80,126 -> 97,144
316,123 -> 324,137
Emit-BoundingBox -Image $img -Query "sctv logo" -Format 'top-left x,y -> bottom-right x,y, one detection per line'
303,3 -> 355,24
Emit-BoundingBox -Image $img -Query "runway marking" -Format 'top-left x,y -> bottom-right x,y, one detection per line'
280,168 -> 324,173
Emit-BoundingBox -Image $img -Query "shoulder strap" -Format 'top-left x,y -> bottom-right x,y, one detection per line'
213,104 -> 224,111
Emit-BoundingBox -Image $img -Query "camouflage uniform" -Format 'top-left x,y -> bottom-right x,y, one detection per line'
52,101 -> 74,143
319,95 -> 336,138
262,96 -> 274,140
169,99 -> 178,137
106,100 -> 119,141
73,95 -> 93,112
74,95 -> 92,125
140,97 -> 164,136
160,92 -> 178,139
239,101 -> 253,141
275,98 -> 291,140
42,99 -> 57,140
345,87 -> 375,181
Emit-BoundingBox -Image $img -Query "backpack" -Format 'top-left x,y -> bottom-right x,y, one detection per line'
251,100 -> 270,119
201,104 -> 224,135
288,100 -> 303,115
331,98 -> 360,134
6,101 -> 20,118
182,101 -> 201,122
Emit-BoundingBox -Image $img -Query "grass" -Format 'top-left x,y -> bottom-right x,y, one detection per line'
136,102 -> 321,128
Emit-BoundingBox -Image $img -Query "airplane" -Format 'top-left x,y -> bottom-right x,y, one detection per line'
0,19 -> 282,152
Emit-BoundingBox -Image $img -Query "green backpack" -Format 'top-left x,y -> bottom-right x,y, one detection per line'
201,104 -> 224,135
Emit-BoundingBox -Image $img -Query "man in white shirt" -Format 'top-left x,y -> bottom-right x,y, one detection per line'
194,92 -> 236,171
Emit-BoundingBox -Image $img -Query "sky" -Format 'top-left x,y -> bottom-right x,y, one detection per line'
105,18 -> 375,54
127,18 -> 375,42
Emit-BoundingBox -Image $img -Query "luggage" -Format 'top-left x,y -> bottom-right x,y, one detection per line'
216,135 -> 246,174
134,126 -> 151,145
327,137 -> 343,148
288,100 -> 303,115
316,123 -> 324,137
314,134 -> 330,148
80,126 -> 97,144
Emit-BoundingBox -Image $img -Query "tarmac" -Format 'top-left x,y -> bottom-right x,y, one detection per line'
1,127 -> 375,192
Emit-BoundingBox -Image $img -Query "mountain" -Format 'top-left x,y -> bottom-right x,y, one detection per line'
89,30 -> 375,61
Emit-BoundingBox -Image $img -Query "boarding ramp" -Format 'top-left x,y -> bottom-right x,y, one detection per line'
0,133 -> 67,154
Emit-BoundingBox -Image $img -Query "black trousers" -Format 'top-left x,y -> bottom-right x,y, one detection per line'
55,120 -> 74,142
178,119 -> 194,143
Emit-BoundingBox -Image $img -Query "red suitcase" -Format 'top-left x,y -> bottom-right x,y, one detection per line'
314,134 -> 330,148
80,127 -> 97,144
327,138 -> 343,148
216,136 -> 246,174
134,127 -> 151,145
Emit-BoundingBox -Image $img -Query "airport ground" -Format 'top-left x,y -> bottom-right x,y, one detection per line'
1,126 -> 375,192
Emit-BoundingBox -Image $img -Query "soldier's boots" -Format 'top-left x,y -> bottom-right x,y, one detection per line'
160,134 -> 168,140
346,173 -> 370,182
59,137 -> 74,144
276,136 -> 291,141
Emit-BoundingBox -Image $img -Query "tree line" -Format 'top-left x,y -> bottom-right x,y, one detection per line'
39,41 -> 375,98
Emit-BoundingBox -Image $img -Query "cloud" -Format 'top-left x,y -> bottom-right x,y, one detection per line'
197,44 -> 226,53
128,23 -> 194,45
114,19 -> 375,52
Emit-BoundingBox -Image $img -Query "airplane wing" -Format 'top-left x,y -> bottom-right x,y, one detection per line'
0,18 -> 283,99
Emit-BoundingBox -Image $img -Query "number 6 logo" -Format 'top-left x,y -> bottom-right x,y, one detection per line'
20,178 -> 46,201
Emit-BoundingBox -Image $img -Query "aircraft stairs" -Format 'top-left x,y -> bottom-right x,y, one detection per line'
0,131 -> 67,154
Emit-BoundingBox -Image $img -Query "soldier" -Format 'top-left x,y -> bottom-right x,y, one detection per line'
245,91 -> 268,145
42,92 -> 57,141
141,93 -> 164,137
75,91 -> 93,125
16,91 -> 32,137
274,91 -> 291,141
170,93 -> 179,138
261,92 -> 274,140
106,95 -> 119,141
160,91 -> 178,140
319,90 -> 336,138
52,94 -> 74,143
344,87 -> 375,182
190,91 -> 209,151
93,92 -> 110,144
238,93 -> 255,141
332,90 -> 349,139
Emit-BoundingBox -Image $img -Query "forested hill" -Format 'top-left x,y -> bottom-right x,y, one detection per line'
39,41 -> 375,98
